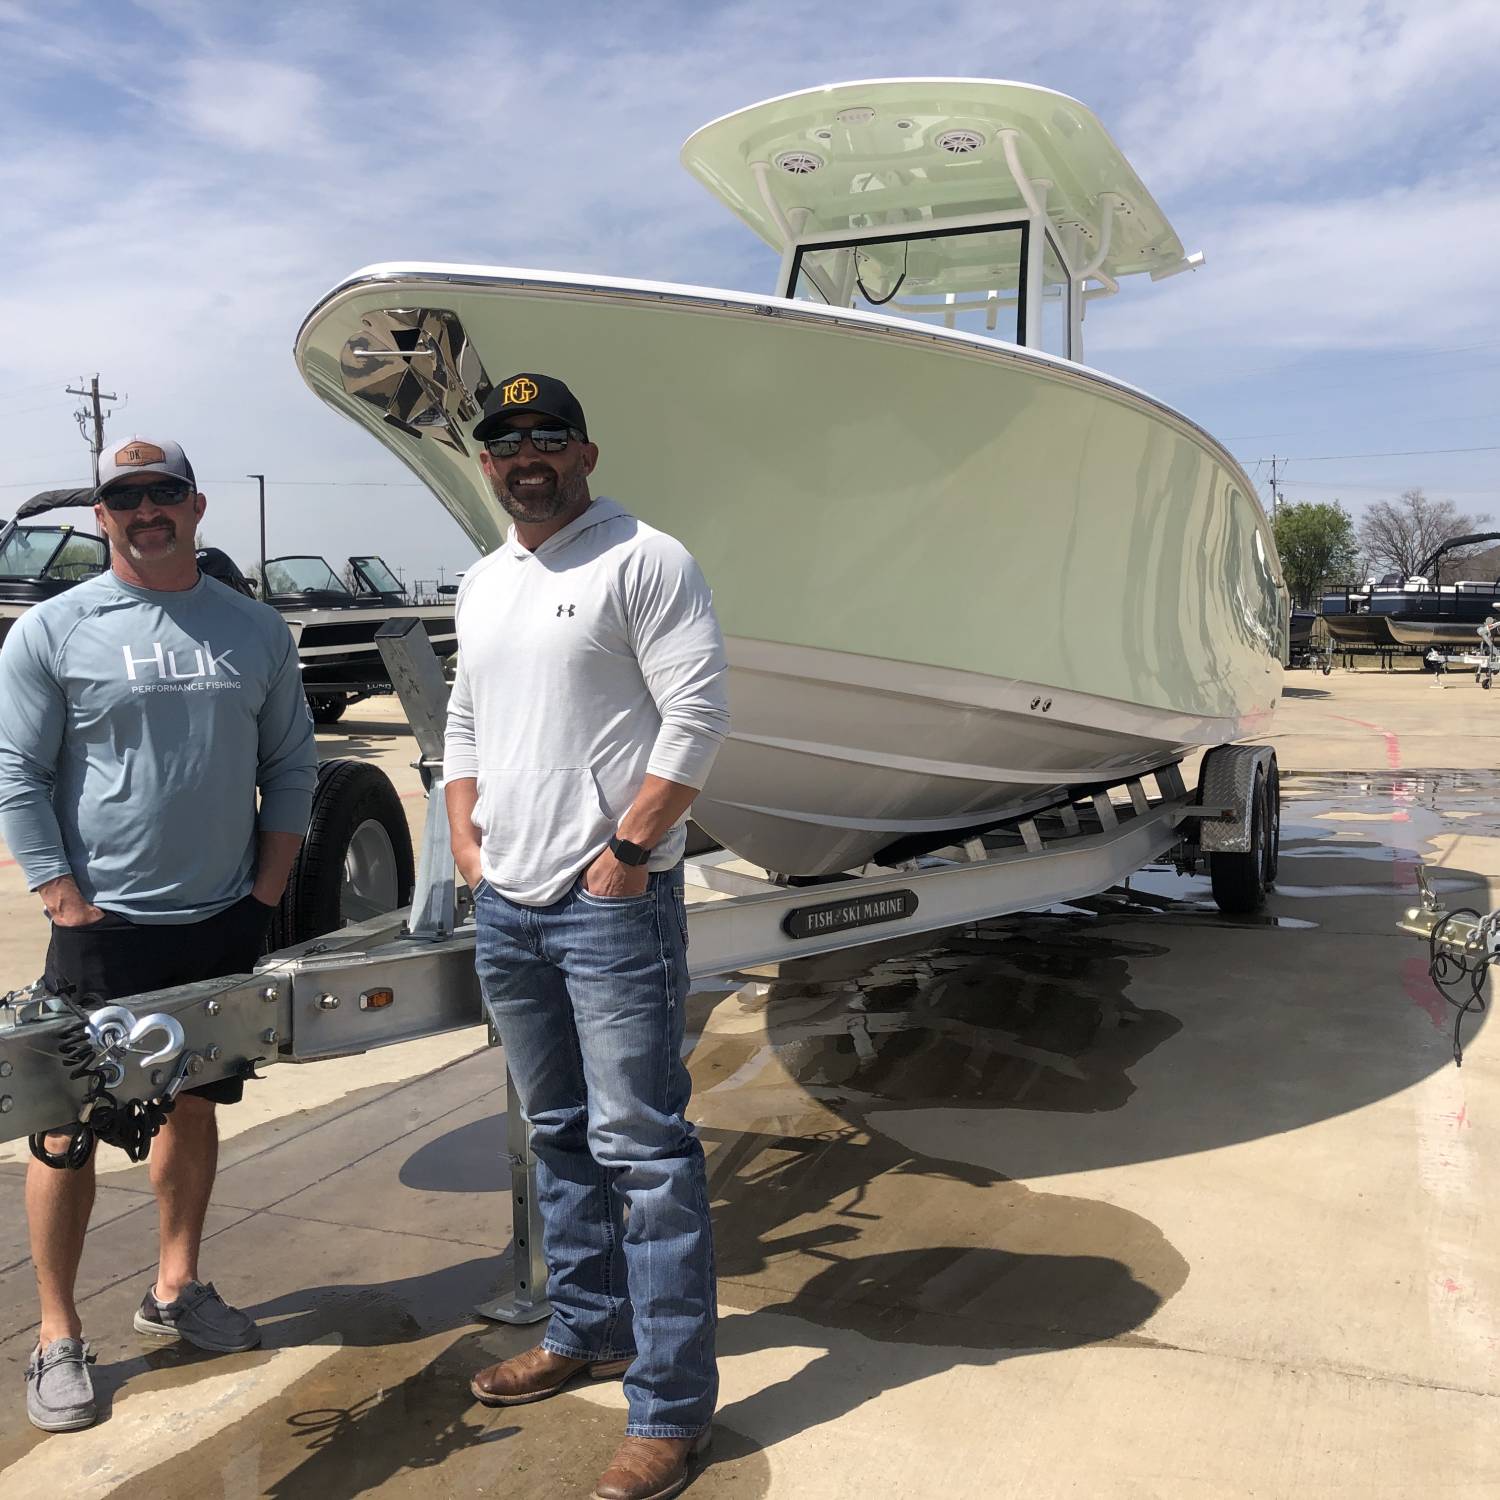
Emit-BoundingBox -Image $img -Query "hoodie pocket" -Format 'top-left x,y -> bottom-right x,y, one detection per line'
476,766 -> 614,895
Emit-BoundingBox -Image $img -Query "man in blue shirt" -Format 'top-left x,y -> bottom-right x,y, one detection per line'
0,436 -> 317,1432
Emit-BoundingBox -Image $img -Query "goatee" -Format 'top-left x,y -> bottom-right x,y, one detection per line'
498,468 -> 589,524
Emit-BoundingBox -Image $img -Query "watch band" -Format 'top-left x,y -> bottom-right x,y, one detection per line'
608,834 -> 653,867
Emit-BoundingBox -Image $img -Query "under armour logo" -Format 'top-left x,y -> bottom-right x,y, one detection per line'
556,604 -> 575,617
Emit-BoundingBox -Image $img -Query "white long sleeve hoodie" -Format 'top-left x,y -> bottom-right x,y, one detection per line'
443,497 -> 730,905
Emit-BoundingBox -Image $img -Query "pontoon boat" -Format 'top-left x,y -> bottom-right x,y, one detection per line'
1322,532 -> 1500,652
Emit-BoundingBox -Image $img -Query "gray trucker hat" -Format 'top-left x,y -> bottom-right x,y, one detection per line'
96,436 -> 197,494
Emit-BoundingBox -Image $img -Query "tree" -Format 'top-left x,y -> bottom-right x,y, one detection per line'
1272,501 -> 1359,607
1356,488 -> 1494,583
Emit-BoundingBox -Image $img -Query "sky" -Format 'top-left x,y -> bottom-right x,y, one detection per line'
2,0 -> 1498,586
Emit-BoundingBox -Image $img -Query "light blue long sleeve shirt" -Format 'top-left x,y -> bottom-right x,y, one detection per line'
0,570 -> 317,923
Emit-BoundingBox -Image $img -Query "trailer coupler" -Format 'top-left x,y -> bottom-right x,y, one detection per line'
1398,867 -> 1493,1065
19,993 -> 205,1169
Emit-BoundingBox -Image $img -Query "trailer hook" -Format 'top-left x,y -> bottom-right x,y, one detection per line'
82,1006 -> 186,1070
124,1013 -> 187,1070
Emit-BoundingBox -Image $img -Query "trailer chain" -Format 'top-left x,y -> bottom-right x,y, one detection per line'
1427,908 -> 1490,1067
26,996 -> 184,1170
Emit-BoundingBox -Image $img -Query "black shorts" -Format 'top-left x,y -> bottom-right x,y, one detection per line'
42,895 -> 275,1107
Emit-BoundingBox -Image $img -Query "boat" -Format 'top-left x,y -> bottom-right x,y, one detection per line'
1321,532 -> 1500,652
0,489 -> 109,649
264,553 -> 456,721
293,78 -> 1288,874
1318,591 -> 1397,649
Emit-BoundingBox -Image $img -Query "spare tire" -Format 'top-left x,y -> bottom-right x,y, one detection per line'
267,759 -> 415,949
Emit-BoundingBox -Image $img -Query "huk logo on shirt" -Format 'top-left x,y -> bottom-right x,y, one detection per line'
556,604 -> 575,618
122,641 -> 238,681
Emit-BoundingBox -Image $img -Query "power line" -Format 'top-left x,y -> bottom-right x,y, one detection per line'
1223,411 -> 1500,442
199,477 -> 428,488
1249,444 -> 1500,463
1282,478 -> 1497,496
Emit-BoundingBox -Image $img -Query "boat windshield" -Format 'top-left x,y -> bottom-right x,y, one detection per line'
788,221 -> 1070,352
0,525 -> 107,582
264,556 -> 351,596
351,556 -> 405,595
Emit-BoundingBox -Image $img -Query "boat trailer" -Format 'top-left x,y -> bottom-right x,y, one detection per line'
1421,618 -> 1500,689
0,621 -> 1280,1323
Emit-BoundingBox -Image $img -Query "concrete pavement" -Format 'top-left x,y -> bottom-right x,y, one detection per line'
1,667 -> 1498,1497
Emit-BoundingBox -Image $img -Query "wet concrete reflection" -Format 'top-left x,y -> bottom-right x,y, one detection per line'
687,918 -> 1191,1449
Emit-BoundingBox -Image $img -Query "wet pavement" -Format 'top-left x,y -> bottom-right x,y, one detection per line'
3,676 -> 1500,1497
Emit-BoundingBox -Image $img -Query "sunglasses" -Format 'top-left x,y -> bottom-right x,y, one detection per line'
483,426 -> 579,459
99,481 -> 193,512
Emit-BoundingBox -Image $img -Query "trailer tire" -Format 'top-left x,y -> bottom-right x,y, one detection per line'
1210,767 -> 1269,915
267,759 -> 414,948
307,692 -> 348,725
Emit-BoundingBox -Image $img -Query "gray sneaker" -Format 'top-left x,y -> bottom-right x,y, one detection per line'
26,1337 -> 97,1432
133,1281 -> 261,1353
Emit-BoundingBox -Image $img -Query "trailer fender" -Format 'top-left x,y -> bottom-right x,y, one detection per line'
1197,744 -> 1278,855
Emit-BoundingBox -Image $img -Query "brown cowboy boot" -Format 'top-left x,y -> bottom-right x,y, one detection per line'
592,1429 -> 712,1500
470,1344 -> 631,1407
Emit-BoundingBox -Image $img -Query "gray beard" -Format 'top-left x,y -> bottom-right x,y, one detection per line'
125,531 -> 181,562
497,468 -> 589,524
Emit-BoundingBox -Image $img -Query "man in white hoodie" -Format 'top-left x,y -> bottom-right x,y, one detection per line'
445,374 -> 729,1500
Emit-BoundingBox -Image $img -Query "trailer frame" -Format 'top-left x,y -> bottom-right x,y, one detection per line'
0,621 -> 1276,1326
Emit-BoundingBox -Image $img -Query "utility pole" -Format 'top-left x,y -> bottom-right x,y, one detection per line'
66,375 -> 119,485
247,474 -> 266,597
1268,454 -> 1282,517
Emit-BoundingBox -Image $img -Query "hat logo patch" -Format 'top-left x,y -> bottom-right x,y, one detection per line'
503,377 -> 538,406
118,442 -> 167,467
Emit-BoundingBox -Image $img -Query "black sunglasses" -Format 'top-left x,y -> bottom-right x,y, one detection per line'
483,426 -> 580,459
99,481 -> 193,512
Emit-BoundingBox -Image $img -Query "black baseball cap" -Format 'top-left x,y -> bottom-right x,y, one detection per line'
473,373 -> 589,442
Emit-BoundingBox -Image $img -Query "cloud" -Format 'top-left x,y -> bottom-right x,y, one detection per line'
0,0 -> 1496,560
1089,163 -> 1500,357
1118,0 -> 1500,196
175,56 -> 325,153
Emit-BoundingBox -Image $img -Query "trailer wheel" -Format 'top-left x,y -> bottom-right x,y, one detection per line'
1210,767 -> 1269,915
307,692 -> 349,725
267,759 -> 414,948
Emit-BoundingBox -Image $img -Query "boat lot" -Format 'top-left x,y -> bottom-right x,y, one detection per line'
1,669 -> 1498,1498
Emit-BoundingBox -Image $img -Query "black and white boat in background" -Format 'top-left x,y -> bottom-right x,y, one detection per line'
263,554 -> 456,723
0,489 -> 108,649
1320,532 -> 1500,654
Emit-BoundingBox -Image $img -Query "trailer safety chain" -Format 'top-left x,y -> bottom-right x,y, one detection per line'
1427,909 -> 1490,1067
26,996 -> 195,1170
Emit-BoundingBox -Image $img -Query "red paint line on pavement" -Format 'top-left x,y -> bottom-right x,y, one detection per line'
1330,713 -> 1403,770
1402,955 -> 1449,1031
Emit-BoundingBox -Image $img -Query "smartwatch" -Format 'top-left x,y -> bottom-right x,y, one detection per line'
608,834 -> 653,867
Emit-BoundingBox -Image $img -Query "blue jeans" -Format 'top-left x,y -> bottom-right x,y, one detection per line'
473,865 -> 717,1437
